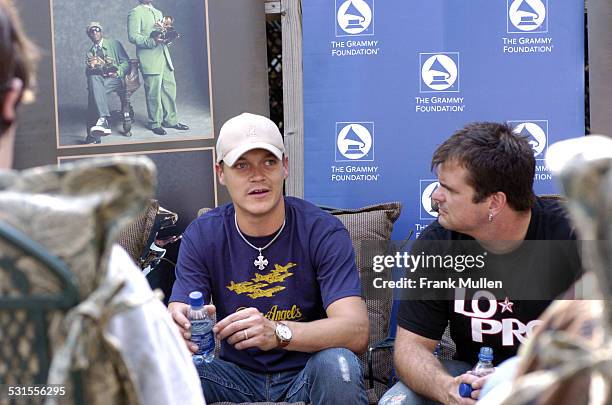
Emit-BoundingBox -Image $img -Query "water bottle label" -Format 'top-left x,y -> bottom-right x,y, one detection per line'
472,368 -> 495,377
191,320 -> 215,355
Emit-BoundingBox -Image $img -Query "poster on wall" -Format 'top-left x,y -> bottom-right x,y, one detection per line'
58,147 -> 218,229
302,0 -> 585,239
58,146 -> 217,299
50,0 -> 213,148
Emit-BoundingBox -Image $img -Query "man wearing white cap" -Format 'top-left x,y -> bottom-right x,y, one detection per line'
168,113 -> 369,404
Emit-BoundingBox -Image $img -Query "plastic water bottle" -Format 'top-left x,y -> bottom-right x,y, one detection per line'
458,347 -> 495,398
188,291 -> 215,365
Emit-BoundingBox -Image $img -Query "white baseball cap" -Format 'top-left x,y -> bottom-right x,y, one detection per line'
86,21 -> 103,33
216,113 -> 285,166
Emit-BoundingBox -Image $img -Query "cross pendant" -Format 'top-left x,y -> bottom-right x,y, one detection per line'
254,253 -> 268,270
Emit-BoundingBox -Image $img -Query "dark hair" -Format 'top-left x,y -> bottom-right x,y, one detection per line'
431,122 -> 536,211
0,0 -> 39,134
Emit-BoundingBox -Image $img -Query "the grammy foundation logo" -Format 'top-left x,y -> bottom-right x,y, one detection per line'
420,53 -> 459,92
331,0 -> 381,57
335,122 -> 374,161
508,120 -> 548,159
419,180 -> 440,220
336,0 -> 374,36
508,0 -> 547,33
503,0 -> 553,54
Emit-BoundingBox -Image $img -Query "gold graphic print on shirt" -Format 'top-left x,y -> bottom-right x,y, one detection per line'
226,262 -> 296,299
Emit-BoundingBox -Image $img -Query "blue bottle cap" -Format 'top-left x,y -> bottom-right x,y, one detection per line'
478,346 -> 494,362
458,382 -> 473,398
189,291 -> 204,307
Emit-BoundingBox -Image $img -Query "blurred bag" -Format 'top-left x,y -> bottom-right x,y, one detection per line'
0,157 -> 157,405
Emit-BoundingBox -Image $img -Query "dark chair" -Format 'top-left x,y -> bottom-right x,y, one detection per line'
116,199 -> 182,279
121,59 -> 141,136
0,220 -> 84,404
116,198 -> 160,265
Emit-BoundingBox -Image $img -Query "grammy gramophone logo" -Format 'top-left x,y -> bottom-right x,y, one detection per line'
507,0 -> 548,33
508,120 -> 549,159
335,122 -> 374,162
335,0 -> 374,37
420,52 -> 460,93
420,180 -> 440,220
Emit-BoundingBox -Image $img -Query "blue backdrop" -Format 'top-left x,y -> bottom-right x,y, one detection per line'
303,0 -> 585,239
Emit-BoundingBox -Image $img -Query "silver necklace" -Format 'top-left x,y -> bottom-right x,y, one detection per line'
234,213 -> 286,270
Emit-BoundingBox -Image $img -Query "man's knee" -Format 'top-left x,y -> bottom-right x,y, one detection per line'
194,360 -> 258,403
107,77 -> 125,94
87,75 -> 106,95
87,74 -> 103,86
377,360 -> 471,405
307,347 -> 363,383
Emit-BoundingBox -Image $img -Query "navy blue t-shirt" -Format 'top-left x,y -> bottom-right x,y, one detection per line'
170,197 -> 362,372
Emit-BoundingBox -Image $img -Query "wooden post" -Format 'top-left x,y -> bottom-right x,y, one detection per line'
281,0 -> 304,197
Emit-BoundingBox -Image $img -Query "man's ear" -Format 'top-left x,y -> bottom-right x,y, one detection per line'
215,162 -> 226,186
488,191 -> 507,216
1,78 -> 23,125
282,155 -> 289,179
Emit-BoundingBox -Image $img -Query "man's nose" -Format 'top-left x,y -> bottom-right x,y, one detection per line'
431,186 -> 443,211
249,165 -> 265,180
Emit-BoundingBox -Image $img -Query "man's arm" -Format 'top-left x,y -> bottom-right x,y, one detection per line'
115,40 -> 130,77
166,226 -> 212,353
284,296 -> 368,354
395,326 -> 474,405
214,295 -> 369,354
127,9 -> 156,49
168,301 -> 216,353
85,50 -> 92,75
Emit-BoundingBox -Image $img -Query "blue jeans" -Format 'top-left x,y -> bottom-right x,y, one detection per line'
378,360 -> 471,405
196,347 -> 368,404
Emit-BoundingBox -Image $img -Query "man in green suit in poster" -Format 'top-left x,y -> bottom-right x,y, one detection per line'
128,0 -> 189,136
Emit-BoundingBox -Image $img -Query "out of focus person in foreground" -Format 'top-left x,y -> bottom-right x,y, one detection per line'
478,135 -> 612,405
0,1 -> 205,403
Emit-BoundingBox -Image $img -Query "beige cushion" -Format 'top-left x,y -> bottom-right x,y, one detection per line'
116,198 -> 159,263
0,157 -> 156,404
323,202 -> 401,401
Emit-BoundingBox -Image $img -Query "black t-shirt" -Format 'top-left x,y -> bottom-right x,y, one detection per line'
397,197 -> 582,365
